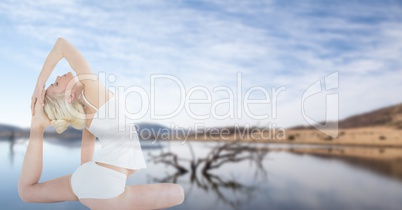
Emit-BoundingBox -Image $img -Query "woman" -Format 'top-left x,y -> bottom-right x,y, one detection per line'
18,37 -> 185,209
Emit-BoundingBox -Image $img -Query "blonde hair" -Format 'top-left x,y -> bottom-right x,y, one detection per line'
44,93 -> 86,134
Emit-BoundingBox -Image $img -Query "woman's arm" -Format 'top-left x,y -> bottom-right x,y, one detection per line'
31,37 -> 97,114
18,124 -> 46,193
37,37 -> 94,86
81,128 -> 96,164
19,95 -> 77,202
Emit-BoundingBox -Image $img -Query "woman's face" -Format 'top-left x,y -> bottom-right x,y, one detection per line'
46,71 -> 75,95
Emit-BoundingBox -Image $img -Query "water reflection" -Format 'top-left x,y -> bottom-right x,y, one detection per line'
8,137 -> 15,165
1,137 -> 22,165
5,137 -> 402,183
2,138 -> 402,210
147,173 -> 260,209
148,141 -> 269,208
303,154 -> 402,182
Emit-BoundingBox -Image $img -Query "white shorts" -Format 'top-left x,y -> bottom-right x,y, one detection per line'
70,161 -> 127,199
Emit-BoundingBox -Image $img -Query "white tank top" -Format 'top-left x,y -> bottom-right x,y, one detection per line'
82,90 -> 147,171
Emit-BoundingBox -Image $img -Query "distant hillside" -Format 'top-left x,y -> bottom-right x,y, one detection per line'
44,126 -> 83,139
3,103 -> 402,140
0,122 -> 175,140
339,103 -> 402,129
135,123 -> 170,133
291,103 -> 402,129
0,123 -> 83,139
0,124 -> 22,132
135,123 -> 171,140
0,124 -> 24,138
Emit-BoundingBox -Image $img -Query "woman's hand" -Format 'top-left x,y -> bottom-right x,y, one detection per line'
31,83 -> 46,116
31,89 -> 50,129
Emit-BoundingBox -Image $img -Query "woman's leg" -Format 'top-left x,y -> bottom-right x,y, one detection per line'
18,127 -> 78,202
79,183 -> 185,210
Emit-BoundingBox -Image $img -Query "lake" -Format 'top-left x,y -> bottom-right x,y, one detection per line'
1,138 -> 402,210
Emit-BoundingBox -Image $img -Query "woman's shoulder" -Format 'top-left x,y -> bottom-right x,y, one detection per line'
82,79 -> 112,110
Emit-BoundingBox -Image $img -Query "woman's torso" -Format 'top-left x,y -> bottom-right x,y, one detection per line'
82,90 -> 141,177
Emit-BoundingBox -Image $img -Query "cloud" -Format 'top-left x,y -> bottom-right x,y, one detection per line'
0,0 -> 401,128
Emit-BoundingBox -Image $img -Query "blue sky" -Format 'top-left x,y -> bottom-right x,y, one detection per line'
0,0 -> 401,129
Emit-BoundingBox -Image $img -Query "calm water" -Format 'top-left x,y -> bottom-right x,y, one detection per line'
1,138 -> 402,210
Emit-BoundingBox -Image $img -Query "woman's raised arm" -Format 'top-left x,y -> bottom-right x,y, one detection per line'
36,37 -> 93,86
31,37 -> 95,115
19,92 -> 78,203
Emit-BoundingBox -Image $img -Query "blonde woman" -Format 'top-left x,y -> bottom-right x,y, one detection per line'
18,37 -> 184,209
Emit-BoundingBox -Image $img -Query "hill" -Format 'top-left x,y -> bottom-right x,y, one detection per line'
0,122 -> 172,140
0,124 -> 25,138
290,103 -> 402,129
135,123 -> 171,140
339,103 -> 402,129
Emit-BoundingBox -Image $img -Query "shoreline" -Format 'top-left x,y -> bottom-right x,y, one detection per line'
169,126 -> 402,147
166,126 -> 402,161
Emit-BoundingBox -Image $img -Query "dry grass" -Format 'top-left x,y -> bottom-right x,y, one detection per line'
282,126 -> 402,147
174,126 -> 402,160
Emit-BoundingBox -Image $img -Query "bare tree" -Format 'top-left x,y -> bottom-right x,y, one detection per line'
148,140 -> 270,208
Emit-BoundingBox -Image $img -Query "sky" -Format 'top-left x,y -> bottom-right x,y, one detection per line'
0,0 -> 401,130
